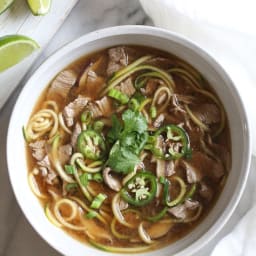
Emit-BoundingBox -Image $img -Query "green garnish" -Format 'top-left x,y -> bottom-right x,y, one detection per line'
121,171 -> 157,206
90,193 -> 107,209
107,109 -> 148,174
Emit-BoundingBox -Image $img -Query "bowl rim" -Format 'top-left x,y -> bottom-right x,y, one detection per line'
7,25 -> 252,256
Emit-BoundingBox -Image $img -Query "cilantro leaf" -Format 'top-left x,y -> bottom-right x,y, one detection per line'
120,131 -> 148,155
107,115 -> 123,144
107,141 -> 141,173
122,109 -> 147,134
106,109 -> 148,174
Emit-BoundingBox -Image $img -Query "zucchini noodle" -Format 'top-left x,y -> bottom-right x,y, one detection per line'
50,135 -> 75,183
138,222 -> 155,244
101,64 -> 175,96
108,55 -> 152,84
45,203 -> 62,227
151,86 -> 172,114
70,153 -> 103,173
171,70 -> 225,136
53,198 -> 86,230
73,167 -> 93,202
112,193 -> 134,228
110,218 -> 131,239
138,98 -> 152,112
184,105 -> 209,132
28,171 -> 47,199
169,68 -> 202,89
70,196 -> 107,225
167,176 -> 187,207
42,100 -> 59,113
89,239 -> 152,253
58,113 -> 72,134
26,109 -> 58,141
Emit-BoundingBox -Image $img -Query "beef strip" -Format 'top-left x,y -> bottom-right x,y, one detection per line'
63,95 -> 89,127
199,182 -> 213,201
153,113 -> 165,128
29,140 -> 46,161
58,144 -> 72,165
47,70 -> 77,101
78,64 -> 105,99
191,103 -> 220,125
168,199 -> 199,219
87,96 -> 113,118
142,78 -> 164,96
107,46 -> 128,76
71,122 -> 82,149
182,151 -> 225,183
116,77 -> 135,97
38,155 -> 57,185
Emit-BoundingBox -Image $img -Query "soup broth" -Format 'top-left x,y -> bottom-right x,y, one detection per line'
24,46 -> 231,252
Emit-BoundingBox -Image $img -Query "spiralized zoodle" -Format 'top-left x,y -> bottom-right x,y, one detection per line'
24,45 -> 230,253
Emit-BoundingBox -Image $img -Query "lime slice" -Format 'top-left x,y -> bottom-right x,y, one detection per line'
0,0 -> 15,15
27,0 -> 51,16
0,35 -> 39,72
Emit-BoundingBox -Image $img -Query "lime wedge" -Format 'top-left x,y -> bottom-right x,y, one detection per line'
27,0 -> 51,16
0,35 -> 39,72
0,0 -> 15,15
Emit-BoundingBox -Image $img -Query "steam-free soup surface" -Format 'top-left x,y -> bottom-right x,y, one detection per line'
24,46 -> 230,252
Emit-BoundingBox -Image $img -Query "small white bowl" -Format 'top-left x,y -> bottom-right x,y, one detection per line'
7,26 -> 251,256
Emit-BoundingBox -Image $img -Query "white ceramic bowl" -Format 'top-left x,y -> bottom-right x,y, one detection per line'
7,26 -> 251,256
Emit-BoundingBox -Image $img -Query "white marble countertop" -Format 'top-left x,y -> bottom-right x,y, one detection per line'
0,0 -> 255,255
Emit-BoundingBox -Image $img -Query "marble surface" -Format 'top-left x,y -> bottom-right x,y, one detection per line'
0,0 -> 254,255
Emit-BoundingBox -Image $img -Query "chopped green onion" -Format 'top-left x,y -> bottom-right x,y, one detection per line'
93,121 -> 104,133
128,98 -> 140,111
86,210 -> 98,219
150,106 -> 157,119
66,183 -> 78,191
79,173 -> 92,187
90,193 -> 107,209
159,176 -> 165,184
108,88 -> 129,104
92,173 -> 103,183
64,165 -> 75,175
81,110 -> 92,124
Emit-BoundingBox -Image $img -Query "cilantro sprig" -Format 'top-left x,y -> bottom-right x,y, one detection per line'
107,109 -> 148,174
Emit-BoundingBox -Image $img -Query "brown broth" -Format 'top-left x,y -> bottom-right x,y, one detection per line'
26,45 -> 231,252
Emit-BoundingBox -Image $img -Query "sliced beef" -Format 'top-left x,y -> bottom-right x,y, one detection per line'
58,144 -> 72,165
210,142 -> 231,171
87,96 -> 113,118
199,182 -> 213,201
181,160 -> 202,183
168,199 -> 199,219
38,155 -> 57,185
63,95 -> 89,127
153,113 -> 165,128
146,57 -> 174,70
116,77 -> 135,97
71,122 -> 82,149
78,64 -> 105,99
182,151 -> 224,183
107,46 -> 131,76
191,103 -> 220,125
47,70 -> 77,101
29,140 -> 46,161
142,78 -> 164,96
165,160 -> 176,176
